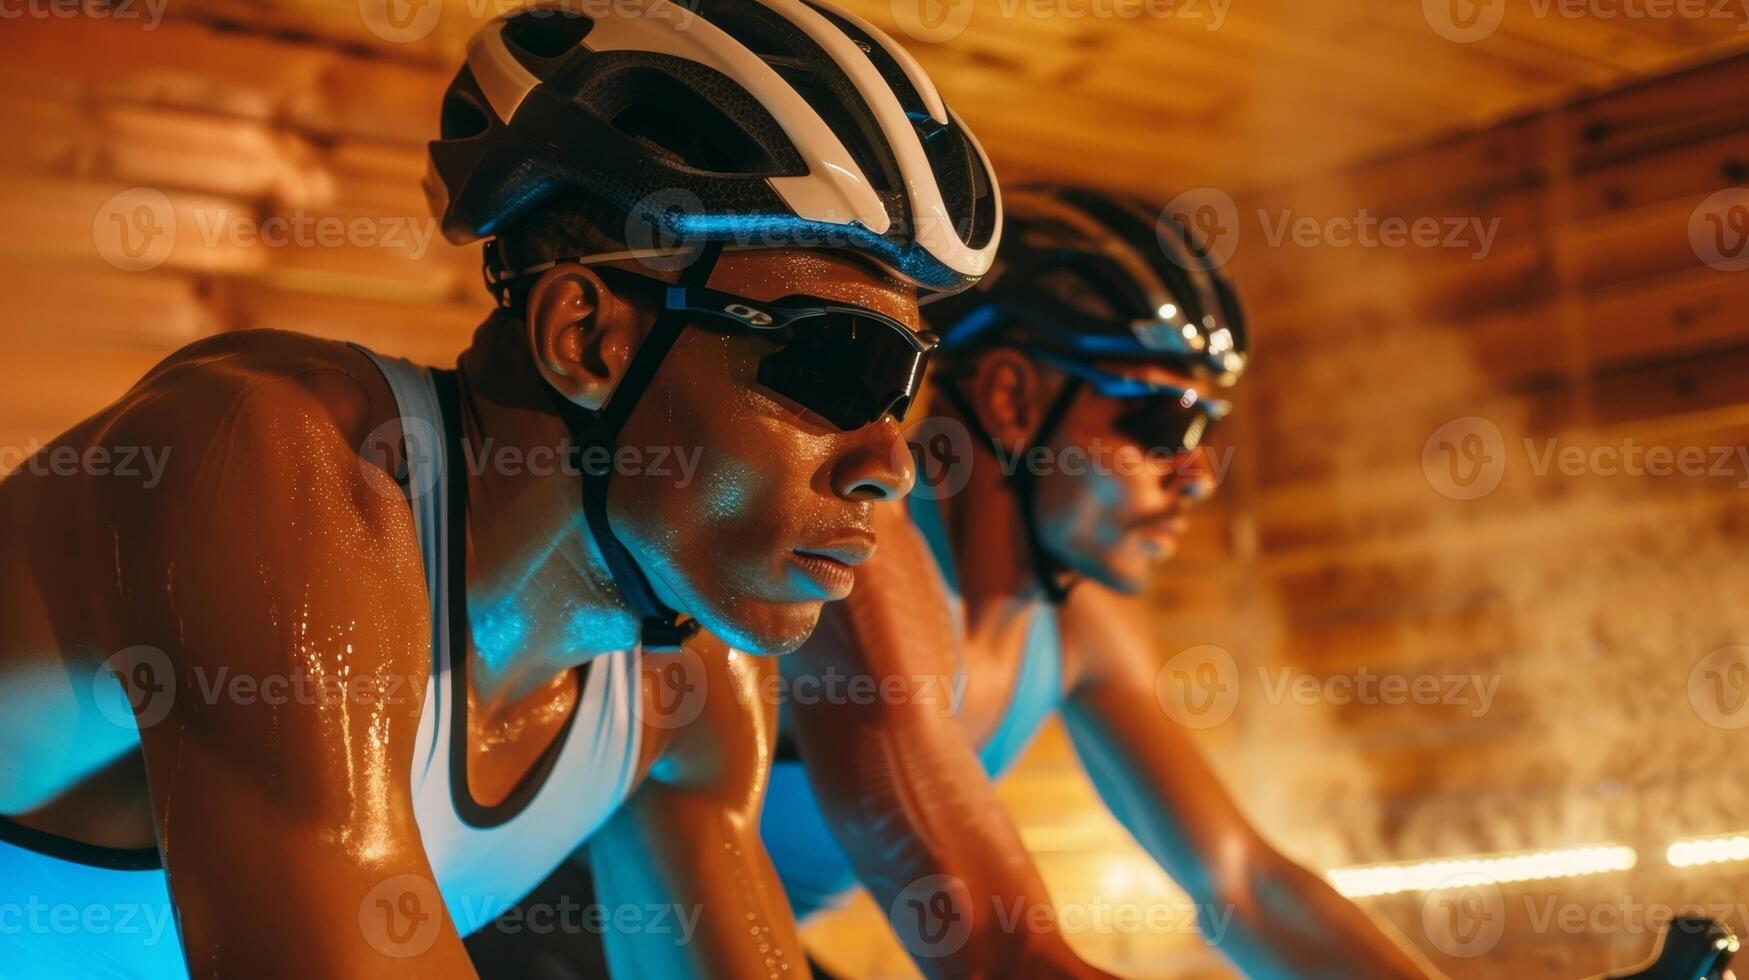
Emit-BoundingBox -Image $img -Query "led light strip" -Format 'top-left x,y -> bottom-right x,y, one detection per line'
1667,834 -> 1749,869
1328,844 -> 1639,898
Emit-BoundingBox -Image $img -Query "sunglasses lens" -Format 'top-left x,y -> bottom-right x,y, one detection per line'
755,312 -> 929,431
1114,396 -> 1215,455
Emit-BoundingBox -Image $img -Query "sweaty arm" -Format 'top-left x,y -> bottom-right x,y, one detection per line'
587,634 -> 808,979
1057,585 -> 1442,980
784,504 -> 1116,979
122,367 -> 479,978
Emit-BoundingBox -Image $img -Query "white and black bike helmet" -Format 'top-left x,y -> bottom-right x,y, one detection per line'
425,0 -> 1002,294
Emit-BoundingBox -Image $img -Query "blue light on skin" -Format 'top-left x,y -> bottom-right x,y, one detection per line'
466,603 -> 530,676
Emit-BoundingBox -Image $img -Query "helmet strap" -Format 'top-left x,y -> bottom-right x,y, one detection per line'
545,241 -> 724,653
941,375 -> 1084,605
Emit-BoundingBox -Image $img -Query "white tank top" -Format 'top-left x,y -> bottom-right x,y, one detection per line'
359,346 -> 645,936
0,346 -> 649,978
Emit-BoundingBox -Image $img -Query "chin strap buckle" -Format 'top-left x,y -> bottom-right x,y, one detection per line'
640,617 -> 701,654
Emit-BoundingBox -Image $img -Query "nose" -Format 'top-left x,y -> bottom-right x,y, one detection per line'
1166,447 -> 1219,503
829,416 -> 916,502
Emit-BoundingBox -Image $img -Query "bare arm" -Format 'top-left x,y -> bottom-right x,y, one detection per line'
1058,585 -> 1442,980
784,503 -> 1114,979
587,635 -> 808,979
124,368 -> 478,978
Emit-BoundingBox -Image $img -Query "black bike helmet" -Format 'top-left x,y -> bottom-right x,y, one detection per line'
924,185 -> 1245,604
926,184 -> 1244,381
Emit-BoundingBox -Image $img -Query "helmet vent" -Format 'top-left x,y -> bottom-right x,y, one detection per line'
440,70 -> 491,139
501,8 -> 595,62
608,70 -> 779,173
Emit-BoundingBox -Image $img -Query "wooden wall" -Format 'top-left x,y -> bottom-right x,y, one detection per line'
816,46 -> 1749,980
5,8 -> 1749,980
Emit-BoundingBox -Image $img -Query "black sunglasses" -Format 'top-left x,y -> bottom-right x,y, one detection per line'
1031,351 -> 1228,455
663,283 -> 938,432
489,251 -> 937,433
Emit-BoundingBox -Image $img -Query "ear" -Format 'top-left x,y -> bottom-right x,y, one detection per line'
967,348 -> 1048,451
525,264 -> 648,412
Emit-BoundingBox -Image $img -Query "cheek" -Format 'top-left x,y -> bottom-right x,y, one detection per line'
613,338 -> 834,584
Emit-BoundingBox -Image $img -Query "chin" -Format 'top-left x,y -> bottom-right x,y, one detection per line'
1070,548 -> 1152,596
695,597 -> 823,656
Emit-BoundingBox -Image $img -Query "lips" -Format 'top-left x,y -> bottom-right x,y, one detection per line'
790,535 -> 875,600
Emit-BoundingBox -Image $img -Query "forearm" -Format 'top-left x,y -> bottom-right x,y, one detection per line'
802,714 -> 1107,979
1206,853 -> 1440,980
589,789 -> 805,979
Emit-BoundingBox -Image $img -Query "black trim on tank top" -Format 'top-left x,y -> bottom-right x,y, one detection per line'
0,812 -> 161,871
431,368 -> 590,829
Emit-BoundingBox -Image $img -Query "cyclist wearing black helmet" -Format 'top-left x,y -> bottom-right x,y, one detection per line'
0,2 -> 997,976
763,185 -> 1443,978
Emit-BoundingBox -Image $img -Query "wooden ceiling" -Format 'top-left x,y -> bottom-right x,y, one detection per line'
169,0 -> 1749,195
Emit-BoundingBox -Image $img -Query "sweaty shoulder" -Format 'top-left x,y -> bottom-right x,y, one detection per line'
71,332 -> 432,681
108,330 -> 401,470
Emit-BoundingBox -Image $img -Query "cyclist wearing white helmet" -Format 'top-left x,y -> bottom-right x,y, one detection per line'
763,186 -> 1443,978
0,2 -> 997,976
